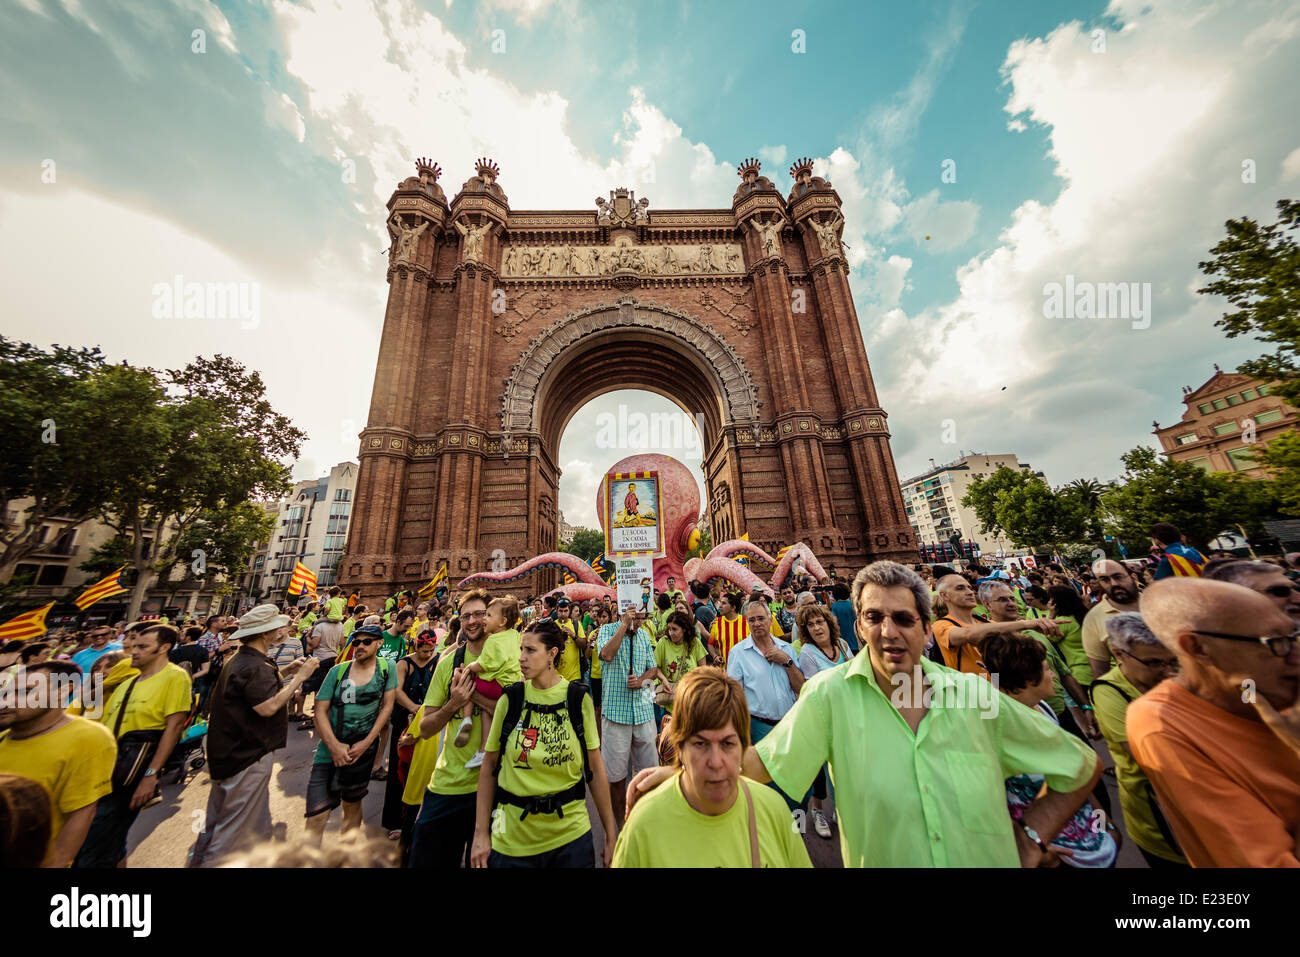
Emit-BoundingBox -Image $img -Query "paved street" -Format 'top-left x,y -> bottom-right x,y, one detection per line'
126,703 -> 1138,868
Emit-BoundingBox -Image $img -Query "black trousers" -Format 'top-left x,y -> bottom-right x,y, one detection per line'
408,791 -> 476,868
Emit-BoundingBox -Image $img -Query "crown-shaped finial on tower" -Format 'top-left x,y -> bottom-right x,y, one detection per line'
789,156 -> 815,184
475,157 -> 501,185
737,158 -> 761,184
415,157 -> 441,182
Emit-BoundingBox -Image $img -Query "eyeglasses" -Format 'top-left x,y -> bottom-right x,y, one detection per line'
1116,648 -> 1180,671
1257,583 -> 1300,599
1191,629 -> 1299,658
858,609 -> 923,629
460,610 -> 488,620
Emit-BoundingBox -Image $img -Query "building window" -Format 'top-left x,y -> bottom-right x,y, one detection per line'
1211,399 -> 1227,410
1225,447 -> 1257,471
37,565 -> 67,586
1226,394 -> 1242,406
1258,384 -> 1271,396
1212,422 -> 1238,436
1255,409 -> 1283,424
335,489 -> 351,502
1197,402 -> 1213,414
1176,433 -> 1198,445
1187,457 -> 1211,471
1240,389 -> 1257,401
14,563 -> 39,581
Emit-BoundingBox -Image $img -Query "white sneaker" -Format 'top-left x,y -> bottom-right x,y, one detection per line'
813,808 -> 832,839
453,716 -> 473,748
464,750 -> 485,769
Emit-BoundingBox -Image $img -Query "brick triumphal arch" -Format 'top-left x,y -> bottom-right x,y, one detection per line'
344,156 -> 915,599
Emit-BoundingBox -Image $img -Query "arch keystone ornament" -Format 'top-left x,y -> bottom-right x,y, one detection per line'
344,157 -> 917,603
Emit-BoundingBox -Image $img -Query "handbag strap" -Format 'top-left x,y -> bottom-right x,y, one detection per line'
112,676 -> 142,740
741,780 -> 760,868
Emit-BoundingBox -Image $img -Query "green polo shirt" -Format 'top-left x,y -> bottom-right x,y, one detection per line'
755,655 -> 1097,867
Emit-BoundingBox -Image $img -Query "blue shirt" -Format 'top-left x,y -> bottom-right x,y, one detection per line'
72,641 -> 123,675
595,622 -> 656,726
726,635 -> 799,722
830,600 -> 858,652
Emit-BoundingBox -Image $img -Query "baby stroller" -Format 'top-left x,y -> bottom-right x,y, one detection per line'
160,693 -> 208,786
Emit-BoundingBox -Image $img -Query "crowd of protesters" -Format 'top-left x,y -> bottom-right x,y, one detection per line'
2,522 -> 1298,868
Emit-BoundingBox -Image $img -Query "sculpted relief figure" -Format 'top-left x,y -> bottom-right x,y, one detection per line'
455,217 -> 494,263
810,213 -> 845,259
388,215 -> 429,263
499,242 -> 744,277
745,214 -> 786,260
502,244 -> 520,274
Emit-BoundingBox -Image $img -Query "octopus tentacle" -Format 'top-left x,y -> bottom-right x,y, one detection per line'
458,552 -> 603,589
543,583 -> 616,602
682,555 -> 773,598
704,539 -> 779,568
771,543 -> 830,588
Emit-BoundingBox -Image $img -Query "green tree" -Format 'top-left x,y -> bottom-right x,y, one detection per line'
560,527 -> 605,565
1247,430 -> 1300,516
1198,199 -> 1300,405
961,466 -> 1092,551
97,355 -> 306,619
0,339 -> 120,579
1101,446 -> 1274,550
155,501 -> 276,609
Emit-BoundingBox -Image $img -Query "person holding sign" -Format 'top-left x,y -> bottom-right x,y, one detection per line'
596,606 -> 660,830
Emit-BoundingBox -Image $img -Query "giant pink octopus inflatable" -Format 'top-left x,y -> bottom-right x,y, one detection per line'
457,453 -> 830,601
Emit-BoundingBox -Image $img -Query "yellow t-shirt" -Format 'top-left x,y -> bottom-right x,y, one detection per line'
325,596 -> 347,621
486,678 -> 600,858
423,646 -> 495,795
100,663 -> 193,734
612,771 -> 812,868
401,705 -> 442,807
0,717 -> 116,847
475,633 -> 524,686
653,637 -> 707,711
556,620 -> 584,683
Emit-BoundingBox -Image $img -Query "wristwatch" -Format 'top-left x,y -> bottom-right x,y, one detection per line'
143,768 -> 157,778
1019,821 -> 1049,854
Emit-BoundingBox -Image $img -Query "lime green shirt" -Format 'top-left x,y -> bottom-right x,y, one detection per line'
612,772 -> 812,868
423,646 -> 487,795
486,678 -> 599,858
754,655 -> 1097,867
342,618 -> 357,639
324,596 -> 347,621
1054,618 -> 1093,688
476,633 -> 524,685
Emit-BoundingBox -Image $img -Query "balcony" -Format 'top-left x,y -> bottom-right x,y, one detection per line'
32,541 -> 80,557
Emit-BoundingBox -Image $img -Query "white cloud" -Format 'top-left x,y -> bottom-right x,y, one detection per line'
1282,147 -> 1300,182
899,189 -> 978,250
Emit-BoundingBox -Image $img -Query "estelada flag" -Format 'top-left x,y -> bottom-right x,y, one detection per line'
74,565 -> 129,611
0,602 -> 56,643
287,562 -> 317,597
419,563 -> 448,599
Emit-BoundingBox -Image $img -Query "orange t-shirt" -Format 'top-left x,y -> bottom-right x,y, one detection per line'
1128,680 -> 1300,867
930,616 -> 990,677
709,615 -> 749,665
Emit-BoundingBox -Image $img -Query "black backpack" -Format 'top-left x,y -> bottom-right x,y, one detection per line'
491,679 -> 593,820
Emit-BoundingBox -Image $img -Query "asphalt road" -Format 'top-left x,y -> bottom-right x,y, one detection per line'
126,712 -> 1138,869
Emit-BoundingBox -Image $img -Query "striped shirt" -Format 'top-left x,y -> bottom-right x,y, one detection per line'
709,615 -> 749,665
594,622 -> 656,726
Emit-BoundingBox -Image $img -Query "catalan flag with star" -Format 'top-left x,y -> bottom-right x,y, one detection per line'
590,555 -> 611,584
287,561 -> 318,597
0,601 -> 56,643
74,565 -> 129,611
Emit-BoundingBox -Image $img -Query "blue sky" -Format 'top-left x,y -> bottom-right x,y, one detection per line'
2,0 -> 1297,530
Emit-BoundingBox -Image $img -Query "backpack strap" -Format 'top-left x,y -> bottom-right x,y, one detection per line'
567,681 -> 593,784
1088,678 -> 1133,706
112,676 -> 143,740
492,682 -> 528,781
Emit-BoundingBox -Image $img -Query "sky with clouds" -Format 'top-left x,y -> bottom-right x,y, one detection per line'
2,0 -> 1297,531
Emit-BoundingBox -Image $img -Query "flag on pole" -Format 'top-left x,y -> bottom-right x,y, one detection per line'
419,563 -> 448,599
74,565 -> 129,611
287,562 -> 317,597
0,602 -> 56,643
590,556 -> 610,583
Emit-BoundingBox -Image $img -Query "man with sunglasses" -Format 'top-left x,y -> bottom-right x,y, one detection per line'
1203,559 -> 1300,625
1129,577 -> 1300,866
629,561 -> 1101,867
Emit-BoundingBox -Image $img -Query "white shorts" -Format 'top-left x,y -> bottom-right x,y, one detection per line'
601,716 -> 658,783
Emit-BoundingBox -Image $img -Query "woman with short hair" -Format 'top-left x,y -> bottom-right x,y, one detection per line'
612,667 -> 811,868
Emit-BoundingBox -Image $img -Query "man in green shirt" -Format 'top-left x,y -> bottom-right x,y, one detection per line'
631,561 -> 1100,867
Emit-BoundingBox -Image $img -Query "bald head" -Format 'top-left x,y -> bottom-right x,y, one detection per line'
1139,578 -> 1293,653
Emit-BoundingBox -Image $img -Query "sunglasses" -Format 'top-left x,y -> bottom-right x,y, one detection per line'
352,637 -> 381,647
1191,629 -> 1299,658
858,609 -> 923,628
1257,584 -> 1300,599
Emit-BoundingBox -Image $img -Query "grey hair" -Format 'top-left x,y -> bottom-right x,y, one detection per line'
742,599 -> 772,618
1104,612 -> 1162,655
852,561 -> 932,621
1202,560 -> 1280,587
796,591 -> 815,604
977,580 -> 1013,607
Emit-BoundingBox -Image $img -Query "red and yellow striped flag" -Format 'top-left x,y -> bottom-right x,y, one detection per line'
0,602 -> 56,643
287,561 -> 318,597
74,565 -> 129,611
